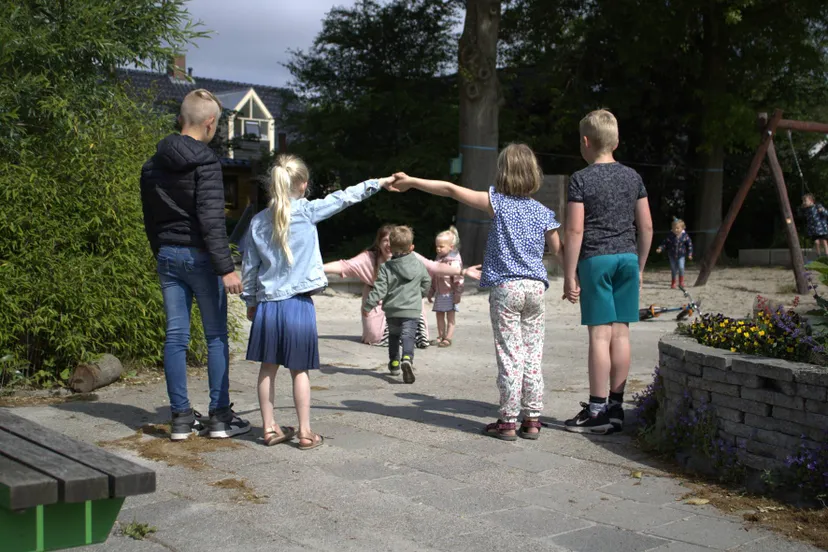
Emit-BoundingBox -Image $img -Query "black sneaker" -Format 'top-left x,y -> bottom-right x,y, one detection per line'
170,409 -> 208,441
564,403 -> 613,434
400,356 -> 415,384
208,404 -> 251,439
388,360 -> 401,376
607,403 -> 625,433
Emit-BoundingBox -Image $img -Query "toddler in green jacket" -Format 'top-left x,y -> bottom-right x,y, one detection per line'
364,225 -> 431,384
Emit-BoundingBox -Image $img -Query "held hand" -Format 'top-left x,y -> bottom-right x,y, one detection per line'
563,277 -> 580,303
362,309 -> 370,318
222,272 -> 243,295
463,265 -> 483,280
385,172 -> 413,193
379,175 -> 398,190
246,306 -> 257,321
656,247 -> 662,254
688,255 -> 693,261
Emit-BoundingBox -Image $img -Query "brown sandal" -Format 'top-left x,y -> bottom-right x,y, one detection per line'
297,432 -> 325,451
263,426 -> 296,446
483,420 -> 517,441
518,419 -> 542,440
438,338 -> 452,348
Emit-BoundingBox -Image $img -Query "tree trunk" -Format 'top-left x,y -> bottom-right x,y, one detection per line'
694,2 -> 726,259
456,0 -> 501,266
69,354 -> 123,393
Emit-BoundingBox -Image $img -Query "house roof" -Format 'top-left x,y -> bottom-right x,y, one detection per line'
118,69 -> 296,122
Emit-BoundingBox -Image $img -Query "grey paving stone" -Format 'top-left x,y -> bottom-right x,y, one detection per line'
74,534 -> 170,552
580,499 -> 690,530
367,471 -> 469,497
646,516 -> 764,549
648,542 -> 718,552
507,482 -> 622,513
438,434 -> 526,457
478,505 -> 594,538
433,526 -> 572,552
729,535 -> 824,551
413,486 -> 524,516
487,449 -> 585,473
548,525 -> 668,552
321,457 -> 414,480
598,476 -> 689,505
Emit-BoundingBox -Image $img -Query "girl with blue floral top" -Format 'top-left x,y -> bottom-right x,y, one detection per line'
392,143 -> 563,441
242,154 -> 395,450
655,218 -> 693,289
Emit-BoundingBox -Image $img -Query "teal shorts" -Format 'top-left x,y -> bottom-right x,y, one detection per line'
577,253 -> 639,326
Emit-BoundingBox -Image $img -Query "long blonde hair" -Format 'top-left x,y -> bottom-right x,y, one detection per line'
269,154 -> 309,265
436,225 -> 460,253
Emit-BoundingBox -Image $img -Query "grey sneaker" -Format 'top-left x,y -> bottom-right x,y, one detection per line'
170,409 -> 208,441
209,404 -> 251,439
388,360 -> 401,376
400,356 -> 415,384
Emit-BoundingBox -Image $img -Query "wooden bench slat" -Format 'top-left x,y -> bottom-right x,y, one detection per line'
0,455 -> 58,510
0,430 -> 109,503
0,410 -> 155,497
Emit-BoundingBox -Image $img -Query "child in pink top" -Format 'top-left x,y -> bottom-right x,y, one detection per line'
428,225 -> 464,347
322,224 -> 465,346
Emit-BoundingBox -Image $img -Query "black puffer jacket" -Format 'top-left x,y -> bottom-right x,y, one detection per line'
140,134 -> 235,275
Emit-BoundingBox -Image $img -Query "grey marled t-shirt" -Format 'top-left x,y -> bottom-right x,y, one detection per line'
568,162 -> 647,261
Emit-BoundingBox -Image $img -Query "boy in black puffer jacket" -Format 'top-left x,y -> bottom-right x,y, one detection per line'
140,89 -> 250,442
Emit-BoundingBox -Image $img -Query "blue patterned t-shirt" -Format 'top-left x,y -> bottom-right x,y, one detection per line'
480,187 -> 561,289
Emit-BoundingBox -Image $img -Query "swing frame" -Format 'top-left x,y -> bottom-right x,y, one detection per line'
695,109 -> 828,293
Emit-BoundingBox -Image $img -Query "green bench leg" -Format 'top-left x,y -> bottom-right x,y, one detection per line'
1,497 -> 126,552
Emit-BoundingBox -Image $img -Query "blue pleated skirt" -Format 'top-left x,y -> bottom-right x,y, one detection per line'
246,296 -> 320,370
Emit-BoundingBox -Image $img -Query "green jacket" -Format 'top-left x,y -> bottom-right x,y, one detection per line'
365,253 -> 431,319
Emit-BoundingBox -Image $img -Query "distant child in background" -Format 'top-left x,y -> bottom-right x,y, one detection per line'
655,218 -> 693,289
428,226 -> 464,348
801,194 -> 828,257
364,226 -> 432,384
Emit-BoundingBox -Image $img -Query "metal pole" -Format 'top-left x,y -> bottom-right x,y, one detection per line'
694,109 -> 784,287
766,140 -> 809,294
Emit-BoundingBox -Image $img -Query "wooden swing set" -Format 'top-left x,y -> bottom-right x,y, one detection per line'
695,109 -> 828,294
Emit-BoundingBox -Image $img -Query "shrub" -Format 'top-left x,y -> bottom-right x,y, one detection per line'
0,92 -> 209,387
687,296 -> 824,364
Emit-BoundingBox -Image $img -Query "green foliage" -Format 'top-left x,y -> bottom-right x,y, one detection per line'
284,0 -> 461,259
0,0 -> 208,386
122,520 -> 157,541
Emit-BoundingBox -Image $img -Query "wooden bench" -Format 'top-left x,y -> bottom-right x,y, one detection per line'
0,409 -> 155,552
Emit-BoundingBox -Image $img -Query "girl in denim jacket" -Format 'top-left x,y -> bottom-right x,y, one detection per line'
242,154 -> 395,449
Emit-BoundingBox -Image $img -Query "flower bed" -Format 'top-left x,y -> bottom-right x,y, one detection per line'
637,334 -> 828,500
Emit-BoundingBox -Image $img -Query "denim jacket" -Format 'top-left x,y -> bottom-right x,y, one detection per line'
241,179 -> 381,306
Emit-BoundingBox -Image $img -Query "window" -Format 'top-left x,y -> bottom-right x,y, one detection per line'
244,120 -> 261,139
224,175 -> 239,209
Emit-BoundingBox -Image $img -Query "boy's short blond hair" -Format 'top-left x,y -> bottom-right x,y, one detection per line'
495,143 -> 543,197
180,89 -> 222,127
580,109 -> 619,154
389,225 -> 414,255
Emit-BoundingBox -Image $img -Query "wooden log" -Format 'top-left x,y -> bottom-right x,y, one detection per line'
69,354 -> 123,393
777,119 -> 828,134
695,109 -> 783,287
766,140 -> 809,294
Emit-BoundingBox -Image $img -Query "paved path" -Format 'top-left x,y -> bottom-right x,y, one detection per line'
9,289 -> 820,552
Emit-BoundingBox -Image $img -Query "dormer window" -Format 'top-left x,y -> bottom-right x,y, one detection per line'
216,88 -> 276,159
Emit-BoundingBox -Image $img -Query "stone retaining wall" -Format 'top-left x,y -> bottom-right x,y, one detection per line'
658,334 -> 828,473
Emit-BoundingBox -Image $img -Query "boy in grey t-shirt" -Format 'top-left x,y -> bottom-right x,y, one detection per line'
562,110 -> 654,435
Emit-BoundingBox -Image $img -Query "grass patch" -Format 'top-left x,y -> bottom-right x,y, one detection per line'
209,478 -> 267,504
121,521 -> 156,540
99,424 -> 242,471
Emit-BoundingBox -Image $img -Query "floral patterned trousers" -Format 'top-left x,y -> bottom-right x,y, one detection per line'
489,279 -> 546,423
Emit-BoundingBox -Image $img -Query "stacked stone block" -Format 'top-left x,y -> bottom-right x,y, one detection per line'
658,334 -> 828,473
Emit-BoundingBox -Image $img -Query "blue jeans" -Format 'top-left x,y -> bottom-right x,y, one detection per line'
157,246 -> 230,414
669,256 -> 686,278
